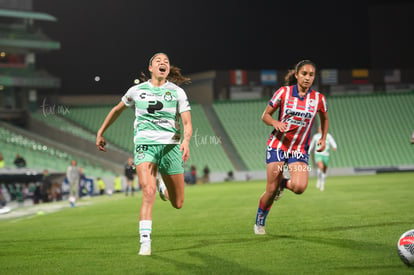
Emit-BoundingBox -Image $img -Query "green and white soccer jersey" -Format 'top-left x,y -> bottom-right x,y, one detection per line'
309,133 -> 337,157
122,80 -> 191,145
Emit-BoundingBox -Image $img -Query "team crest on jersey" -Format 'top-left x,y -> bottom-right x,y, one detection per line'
163,91 -> 173,102
137,150 -> 145,160
308,99 -> 316,107
307,99 -> 316,112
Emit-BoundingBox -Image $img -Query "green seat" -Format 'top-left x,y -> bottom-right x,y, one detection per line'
326,93 -> 414,168
213,100 -> 269,171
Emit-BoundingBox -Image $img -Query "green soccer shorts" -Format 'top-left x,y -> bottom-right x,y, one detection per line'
134,144 -> 184,175
315,154 -> 330,166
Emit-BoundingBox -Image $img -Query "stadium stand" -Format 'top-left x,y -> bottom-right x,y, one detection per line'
326,92 -> 414,168
28,112 -> 130,167
213,92 -> 414,171
31,112 -> 97,143
185,103 -> 235,173
213,100 -> 270,171
60,103 -> 235,173
4,92 -> 412,183
0,123 -> 115,177
64,105 -> 135,152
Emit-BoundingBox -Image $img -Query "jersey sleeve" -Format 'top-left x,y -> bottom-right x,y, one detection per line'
269,86 -> 287,108
318,93 -> 328,113
121,86 -> 136,108
327,134 -> 337,149
177,88 -> 191,113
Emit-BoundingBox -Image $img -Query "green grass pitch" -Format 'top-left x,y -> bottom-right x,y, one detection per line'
1,172 -> 413,274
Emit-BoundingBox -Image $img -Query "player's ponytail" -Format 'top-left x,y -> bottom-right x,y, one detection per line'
283,69 -> 296,86
167,66 -> 191,85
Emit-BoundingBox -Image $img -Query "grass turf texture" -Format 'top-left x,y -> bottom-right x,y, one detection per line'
1,172 -> 413,274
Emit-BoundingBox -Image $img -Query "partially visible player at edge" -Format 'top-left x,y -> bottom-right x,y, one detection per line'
254,60 -> 329,235
96,53 -> 193,255
309,126 -> 337,191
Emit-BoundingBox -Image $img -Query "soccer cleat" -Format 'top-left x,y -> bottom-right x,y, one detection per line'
274,184 -> 284,201
320,182 -> 325,192
156,178 -> 168,201
138,241 -> 151,256
274,186 -> 284,201
316,180 -> 321,190
254,224 -> 266,235
274,178 -> 288,201
69,196 -> 76,207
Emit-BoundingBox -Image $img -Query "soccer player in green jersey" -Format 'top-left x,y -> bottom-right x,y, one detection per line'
96,53 -> 193,256
309,127 -> 337,191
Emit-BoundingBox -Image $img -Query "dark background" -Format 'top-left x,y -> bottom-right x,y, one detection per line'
33,0 -> 413,93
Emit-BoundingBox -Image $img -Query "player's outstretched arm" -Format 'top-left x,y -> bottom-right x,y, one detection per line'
96,101 -> 128,151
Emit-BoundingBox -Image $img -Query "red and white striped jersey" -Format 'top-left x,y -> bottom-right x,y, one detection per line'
267,85 -> 328,154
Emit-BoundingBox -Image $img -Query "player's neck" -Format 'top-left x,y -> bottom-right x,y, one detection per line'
297,86 -> 308,97
150,77 -> 166,87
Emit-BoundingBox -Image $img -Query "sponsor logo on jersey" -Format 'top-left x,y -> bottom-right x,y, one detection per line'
286,117 -> 307,127
151,119 -> 169,125
285,109 -> 312,119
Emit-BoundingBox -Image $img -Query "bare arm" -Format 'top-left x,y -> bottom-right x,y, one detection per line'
96,101 -> 128,151
180,111 -> 192,162
261,104 -> 287,132
317,111 -> 329,152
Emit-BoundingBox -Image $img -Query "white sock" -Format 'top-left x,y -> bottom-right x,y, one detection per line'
321,172 -> 327,182
139,220 -> 152,243
317,168 -> 322,181
321,173 -> 327,190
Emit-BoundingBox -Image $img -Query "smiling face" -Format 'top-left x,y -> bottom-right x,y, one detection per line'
149,53 -> 170,81
295,64 -> 315,91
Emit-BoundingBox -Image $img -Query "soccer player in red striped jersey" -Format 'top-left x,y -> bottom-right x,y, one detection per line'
254,60 -> 329,235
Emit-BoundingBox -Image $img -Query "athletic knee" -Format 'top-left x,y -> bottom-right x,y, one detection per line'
293,188 -> 305,195
142,184 -> 156,199
289,180 -> 307,194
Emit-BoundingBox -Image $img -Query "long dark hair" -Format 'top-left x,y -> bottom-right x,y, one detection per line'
283,60 -> 316,86
138,65 -> 191,86
139,53 -> 191,85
